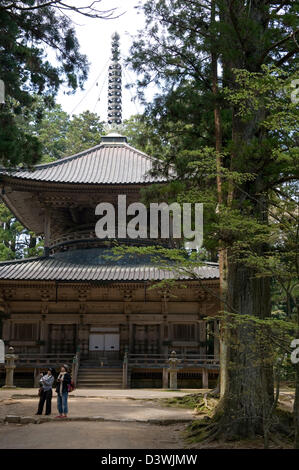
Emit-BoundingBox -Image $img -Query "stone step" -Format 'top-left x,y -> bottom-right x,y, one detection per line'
76,386 -> 123,389
78,379 -> 122,384
78,371 -> 122,375
77,377 -> 123,382
78,373 -> 122,375
77,383 -> 123,388
80,365 -> 122,369
81,368 -> 122,370
77,375 -> 122,382
76,365 -> 123,388
77,382 -> 122,389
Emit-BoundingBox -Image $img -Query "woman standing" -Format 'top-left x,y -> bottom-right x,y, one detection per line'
36,368 -> 54,416
55,364 -> 71,418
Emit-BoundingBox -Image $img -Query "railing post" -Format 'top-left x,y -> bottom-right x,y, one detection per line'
34,368 -> 41,388
122,346 -> 129,389
202,368 -> 209,388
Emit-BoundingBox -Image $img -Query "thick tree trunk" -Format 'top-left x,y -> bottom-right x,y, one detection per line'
294,363 -> 299,449
294,306 -> 299,448
214,0 -> 275,438
220,261 -> 273,437
219,106 -> 274,436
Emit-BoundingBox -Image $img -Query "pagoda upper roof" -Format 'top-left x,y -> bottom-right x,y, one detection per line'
0,136 -> 169,186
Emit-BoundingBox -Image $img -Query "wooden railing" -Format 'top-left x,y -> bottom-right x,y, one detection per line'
122,353 -> 220,389
16,353 -> 75,368
50,230 -> 96,248
127,353 -> 220,369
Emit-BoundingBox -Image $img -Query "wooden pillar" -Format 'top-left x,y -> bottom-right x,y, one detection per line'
43,207 -> 51,256
2,317 -> 10,342
0,292 -> 5,338
159,323 -> 164,354
199,320 -> 207,355
122,350 -> 128,389
34,368 -> 41,388
40,316 -> 47,353
202,368 -> 209,389
129,320 -> 133,353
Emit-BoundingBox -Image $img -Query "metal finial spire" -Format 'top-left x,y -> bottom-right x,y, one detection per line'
107,32 -> 122,125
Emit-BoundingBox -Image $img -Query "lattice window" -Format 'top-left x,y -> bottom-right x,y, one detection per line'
173,324 -> 195,341
13,323 -> 37,341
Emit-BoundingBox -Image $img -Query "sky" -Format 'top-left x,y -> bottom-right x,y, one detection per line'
56,0 -> 151,121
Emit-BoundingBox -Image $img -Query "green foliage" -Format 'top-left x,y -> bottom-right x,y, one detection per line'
0,104 -> 105,260
0,0 -> 90,166
0,203 -> 43,260
63,110 -> 104,156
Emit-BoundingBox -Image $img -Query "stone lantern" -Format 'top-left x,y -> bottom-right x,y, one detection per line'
168,350 -> 181,390
2,346 -> 18,389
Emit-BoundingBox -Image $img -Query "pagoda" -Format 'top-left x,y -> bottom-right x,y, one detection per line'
0,34 -> 220,389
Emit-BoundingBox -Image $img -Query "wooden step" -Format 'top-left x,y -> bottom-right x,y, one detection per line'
76,366 -> 123,389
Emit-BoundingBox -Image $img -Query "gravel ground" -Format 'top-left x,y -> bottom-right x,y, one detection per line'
0,421 -> 187,449
0,396 -> 195,421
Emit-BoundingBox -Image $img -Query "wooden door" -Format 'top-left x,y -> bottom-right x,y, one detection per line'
132,324 -> 160,354
48,324 -> 77,353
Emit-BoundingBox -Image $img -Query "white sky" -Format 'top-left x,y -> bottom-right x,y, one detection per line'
56,0 -> 151,121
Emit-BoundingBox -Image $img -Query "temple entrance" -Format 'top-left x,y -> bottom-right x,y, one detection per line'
88,328 -> 120,361
48,324 -> 77,353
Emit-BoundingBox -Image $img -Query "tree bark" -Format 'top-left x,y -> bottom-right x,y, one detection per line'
294,363 -> 299,448
216,0 -> 274,438
221,261 -> 273,437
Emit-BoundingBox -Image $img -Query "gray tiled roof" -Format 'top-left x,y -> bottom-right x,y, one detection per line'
0,248 -> 219,282
1,143 -> 168,185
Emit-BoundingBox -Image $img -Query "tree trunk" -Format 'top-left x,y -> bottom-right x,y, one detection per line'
221,261 -> 273,437
215,0 -> 274,438
211,0 -> 229,398
294,363 -> 299,449
294,305 -> 299,448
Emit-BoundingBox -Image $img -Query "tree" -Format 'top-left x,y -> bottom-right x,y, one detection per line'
0,105 -> 105,260
126,0 -> 299,441
29,103 -> 105,162
0,0 -> 116,166
64,110 -> 104,156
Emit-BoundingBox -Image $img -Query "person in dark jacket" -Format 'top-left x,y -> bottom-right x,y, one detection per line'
36,368 -> 54,415
55,364 -> 71,418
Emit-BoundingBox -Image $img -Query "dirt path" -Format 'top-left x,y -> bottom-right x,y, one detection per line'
0,393 -> 194,449
0,396 -> 195,422
0,421 -> 186,449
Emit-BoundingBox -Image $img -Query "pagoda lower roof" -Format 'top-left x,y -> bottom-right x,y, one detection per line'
0,248 -> 219,282
0,142 -> 169,185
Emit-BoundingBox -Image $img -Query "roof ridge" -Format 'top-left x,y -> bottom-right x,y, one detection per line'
0,142 -> 161,174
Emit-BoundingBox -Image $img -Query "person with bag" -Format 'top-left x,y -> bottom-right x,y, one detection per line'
55,364 -> 71,418
36,367 -> 55,416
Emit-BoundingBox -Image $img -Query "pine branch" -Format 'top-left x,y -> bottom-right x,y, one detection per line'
0,1 -> 119,19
